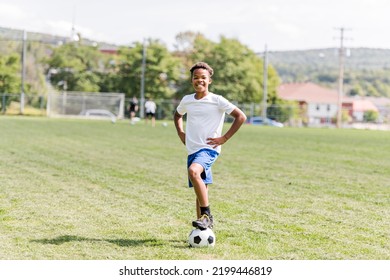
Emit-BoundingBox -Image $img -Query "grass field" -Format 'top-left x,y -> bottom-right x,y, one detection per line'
0,116 -> 389,260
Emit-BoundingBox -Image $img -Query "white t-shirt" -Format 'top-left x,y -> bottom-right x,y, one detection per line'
145,100 -> 156,113
176,92 -> 236,155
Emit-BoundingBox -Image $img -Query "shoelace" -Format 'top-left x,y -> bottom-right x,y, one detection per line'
198,214 -> 210,221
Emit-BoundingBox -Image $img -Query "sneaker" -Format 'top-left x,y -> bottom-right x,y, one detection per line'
209,214 -> 214,229
192,214 -> 214,230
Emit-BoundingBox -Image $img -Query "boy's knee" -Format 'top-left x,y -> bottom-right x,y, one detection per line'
188,165 -> 202,180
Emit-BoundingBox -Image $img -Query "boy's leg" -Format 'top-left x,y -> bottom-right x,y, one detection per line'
196,185 -> 208,218
189,163 -> 213,229
196,198 -> 200,218
196,188 -> 214,229
189,163 -> 208,206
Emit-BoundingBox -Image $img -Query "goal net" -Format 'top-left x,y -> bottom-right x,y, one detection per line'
47,91 -> 125,119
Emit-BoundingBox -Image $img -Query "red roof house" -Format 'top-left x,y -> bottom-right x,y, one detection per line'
277,82 -> 378,125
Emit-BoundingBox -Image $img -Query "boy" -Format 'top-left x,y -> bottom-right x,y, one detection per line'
129,96 -> 138,125
174,62 -> 247,230
145,96 -> 156,127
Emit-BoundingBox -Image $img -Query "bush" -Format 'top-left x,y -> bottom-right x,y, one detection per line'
363,110 -> 379,122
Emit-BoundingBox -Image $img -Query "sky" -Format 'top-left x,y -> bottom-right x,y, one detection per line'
1,0 -> 390,52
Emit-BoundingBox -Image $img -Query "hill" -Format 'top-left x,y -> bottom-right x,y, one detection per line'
0,26 -> 117,49
270,48 -> 390,70
269,48 -> 390,97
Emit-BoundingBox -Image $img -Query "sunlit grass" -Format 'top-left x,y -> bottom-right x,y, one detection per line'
0,116 -> 389,259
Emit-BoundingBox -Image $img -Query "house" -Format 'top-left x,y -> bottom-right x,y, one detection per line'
277,82 -> 379,125
347,99 -> 379,122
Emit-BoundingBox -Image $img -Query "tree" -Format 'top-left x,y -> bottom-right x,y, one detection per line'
348,84 -> 364,96
0,53 -> 20,113
116,39 -> 181,99
174,33 -> 280,107
365,83 -> 380,97
174,33 -> 216,98
25,41 -> 47,95
45,43 -> 109,92
174,31 -> 202,55
0,53 -> 20,93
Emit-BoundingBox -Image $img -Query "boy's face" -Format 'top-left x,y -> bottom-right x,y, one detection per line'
191,68 -> 212,93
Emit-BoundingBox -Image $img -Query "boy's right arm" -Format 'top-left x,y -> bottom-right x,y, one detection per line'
174,110 -> 186,145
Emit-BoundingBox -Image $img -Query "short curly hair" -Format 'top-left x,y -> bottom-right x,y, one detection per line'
190,62 -> 214,77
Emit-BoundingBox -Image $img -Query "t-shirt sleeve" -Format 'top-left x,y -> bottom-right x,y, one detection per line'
176,99 -> 186,115
218,95 -> 236,114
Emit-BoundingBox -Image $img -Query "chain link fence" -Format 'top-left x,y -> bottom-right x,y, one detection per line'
2,93 -> 389,130
1,93 -> 46,116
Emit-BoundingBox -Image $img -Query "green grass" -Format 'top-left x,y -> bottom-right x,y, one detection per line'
0,116 -> 389,260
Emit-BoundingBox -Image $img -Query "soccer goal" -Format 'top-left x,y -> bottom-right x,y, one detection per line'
47,91 -> 125,120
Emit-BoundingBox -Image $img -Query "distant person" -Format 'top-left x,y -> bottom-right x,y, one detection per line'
174,62 -> 246,230
129,96 -> 139,125
145,97 -> 156,127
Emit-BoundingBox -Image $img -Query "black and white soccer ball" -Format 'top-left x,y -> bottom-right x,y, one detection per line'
188,228 -> 216,248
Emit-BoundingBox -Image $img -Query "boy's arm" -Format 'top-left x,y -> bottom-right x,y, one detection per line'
206,107 -> 247,148
174,110 -> 186,145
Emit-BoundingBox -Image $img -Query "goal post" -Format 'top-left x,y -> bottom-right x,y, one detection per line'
47,91 -> 125,119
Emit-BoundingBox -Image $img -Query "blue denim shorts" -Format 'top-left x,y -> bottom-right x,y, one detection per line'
187,148 -> 219,188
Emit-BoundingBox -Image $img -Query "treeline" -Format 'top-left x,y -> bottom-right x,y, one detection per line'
0,30 -> 280,107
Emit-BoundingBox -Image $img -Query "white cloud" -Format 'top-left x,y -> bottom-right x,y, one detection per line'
0,3 -> 26,20
1,0 -> 390,50
274,22 -> 302,39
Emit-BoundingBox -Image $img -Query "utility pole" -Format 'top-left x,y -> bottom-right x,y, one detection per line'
20,30 -> 27,115
335,27 -> 350,128
140,39 -> 147,119
262,44 -> 268,120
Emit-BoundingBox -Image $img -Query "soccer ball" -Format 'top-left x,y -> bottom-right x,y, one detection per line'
188,228 -> 216,248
